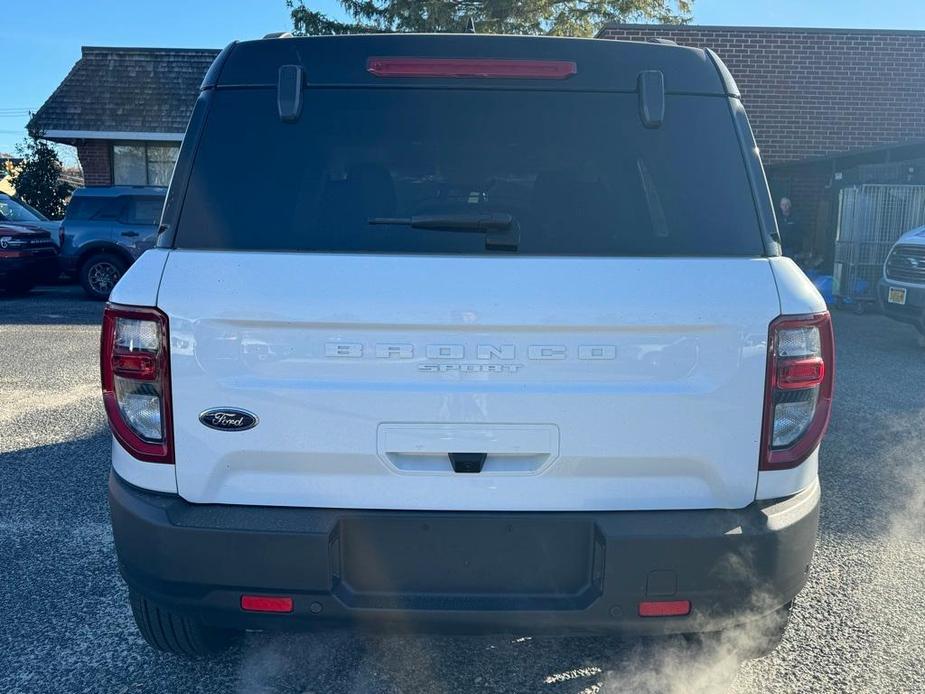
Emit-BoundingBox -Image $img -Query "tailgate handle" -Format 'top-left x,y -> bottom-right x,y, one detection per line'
448,452 -> 487,474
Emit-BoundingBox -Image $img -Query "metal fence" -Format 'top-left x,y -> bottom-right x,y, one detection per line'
834,184 -> 925,307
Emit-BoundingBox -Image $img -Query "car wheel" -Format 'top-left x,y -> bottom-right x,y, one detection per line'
129,591 -> 237,657
80,253 -> 126,300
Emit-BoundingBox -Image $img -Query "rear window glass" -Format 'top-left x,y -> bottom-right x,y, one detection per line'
66,196 -> 123,221
175,89 -> 762,256
123,197 -> 164,225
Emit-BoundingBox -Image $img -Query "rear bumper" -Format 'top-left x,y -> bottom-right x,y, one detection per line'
0,254 -> 58,285
109,470 -> 819,635
878,278 -> 925,333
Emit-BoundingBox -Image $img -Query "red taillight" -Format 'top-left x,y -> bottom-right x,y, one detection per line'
760,313 -> 835,470
111,352 -> 158,380
101,304 -> 173,464
241,595 -> 293,613
777,357 -> 825,390
366,57 -> 577,80
639,600 -> 691,617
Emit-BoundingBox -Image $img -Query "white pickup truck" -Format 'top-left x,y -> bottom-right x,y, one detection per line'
103,33 -> 833,657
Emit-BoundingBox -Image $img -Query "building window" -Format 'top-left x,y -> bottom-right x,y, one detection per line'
112,142 -> 179,186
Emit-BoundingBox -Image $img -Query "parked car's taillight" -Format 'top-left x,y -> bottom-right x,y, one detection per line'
760,313 -> 834,470
101,304 -> 173,463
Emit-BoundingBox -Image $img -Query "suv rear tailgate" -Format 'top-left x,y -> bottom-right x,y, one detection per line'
159,251 -> 779,511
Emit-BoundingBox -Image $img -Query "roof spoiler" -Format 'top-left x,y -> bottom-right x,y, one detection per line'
200,42 -> 235,90
705,48 -> 740,97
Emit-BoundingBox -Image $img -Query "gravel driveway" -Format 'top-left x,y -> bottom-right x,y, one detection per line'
1,285 -> 923,693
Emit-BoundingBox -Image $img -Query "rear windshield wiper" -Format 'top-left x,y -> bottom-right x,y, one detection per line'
369,213 -> 520,251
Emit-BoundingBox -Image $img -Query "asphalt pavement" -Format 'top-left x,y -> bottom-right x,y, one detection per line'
1,284 -> 923,693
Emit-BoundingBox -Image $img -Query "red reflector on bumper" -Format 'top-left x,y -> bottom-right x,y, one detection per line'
638,600 -> 691,617
241,595 -> 293,613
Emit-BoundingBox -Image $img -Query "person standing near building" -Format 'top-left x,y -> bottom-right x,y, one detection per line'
777,197 -> 810,265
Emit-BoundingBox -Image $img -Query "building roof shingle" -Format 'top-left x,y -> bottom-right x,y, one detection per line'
29,46 -> 220,139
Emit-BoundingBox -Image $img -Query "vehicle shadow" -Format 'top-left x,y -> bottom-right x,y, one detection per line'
219,628 -> 746,694
0,284 -> 104,326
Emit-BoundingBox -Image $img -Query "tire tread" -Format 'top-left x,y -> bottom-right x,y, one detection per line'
129,590 -> 234,656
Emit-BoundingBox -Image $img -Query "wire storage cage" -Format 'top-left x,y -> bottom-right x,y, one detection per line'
834,184 -> 925,312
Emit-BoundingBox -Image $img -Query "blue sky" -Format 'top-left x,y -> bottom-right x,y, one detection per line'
2,0 -> 923,161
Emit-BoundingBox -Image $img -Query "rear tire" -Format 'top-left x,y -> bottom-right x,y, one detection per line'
729,600 -> 793,659
79,252 -> 126,300
129,591 -> 236,656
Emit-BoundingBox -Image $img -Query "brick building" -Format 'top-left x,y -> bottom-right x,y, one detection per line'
598,24 -> 925,266
29,46 -> 219,187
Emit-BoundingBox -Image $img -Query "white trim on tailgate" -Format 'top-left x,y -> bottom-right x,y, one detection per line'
111,439 -> 177,493
756,449 -> 819,501
108,249 -> 171,307
769,256 -> 827,315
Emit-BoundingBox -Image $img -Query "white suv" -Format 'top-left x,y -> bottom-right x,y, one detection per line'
103,34 -> 833,657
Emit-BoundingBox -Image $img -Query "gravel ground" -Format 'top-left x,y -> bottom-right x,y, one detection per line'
1,284 -> 923,693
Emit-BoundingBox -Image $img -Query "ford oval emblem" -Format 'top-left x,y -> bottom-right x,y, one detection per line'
199,408 -> 258,432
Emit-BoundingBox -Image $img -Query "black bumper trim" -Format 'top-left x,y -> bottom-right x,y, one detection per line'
878,279 -> 925,333
0,255 -> 58,283
109,470 -> 819,635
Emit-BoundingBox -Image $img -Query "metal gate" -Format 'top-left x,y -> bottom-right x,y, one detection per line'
834,184 -> 925,308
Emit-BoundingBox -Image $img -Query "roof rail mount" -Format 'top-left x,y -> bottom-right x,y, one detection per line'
648,38 -> 678,46
278,65 -> 304,122
264,31 -> 293,39
637,70 -> 665,128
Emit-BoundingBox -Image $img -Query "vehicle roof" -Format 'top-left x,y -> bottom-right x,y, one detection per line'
208,33 -> 729,95
73,186 -> 167,198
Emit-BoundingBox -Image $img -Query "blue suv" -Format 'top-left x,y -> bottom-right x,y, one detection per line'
59,186 -> 166,299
